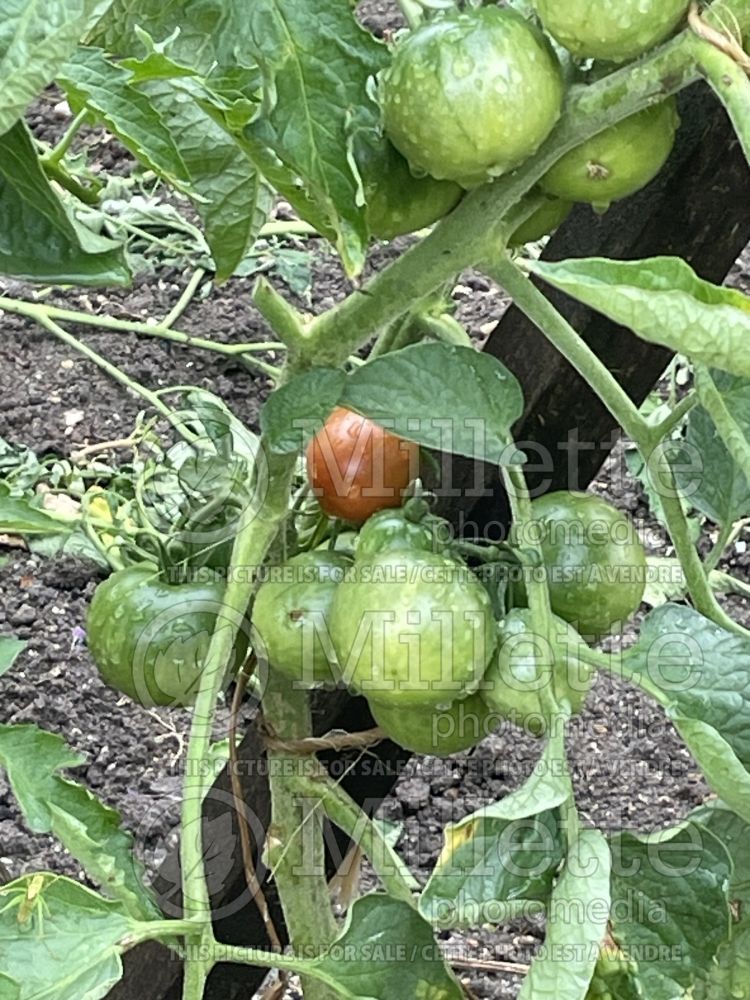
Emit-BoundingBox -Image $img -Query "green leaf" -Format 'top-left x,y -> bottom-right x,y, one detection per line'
519,829 -> 611,999
688,800 -> 750,907
0,874 -> 134,1000
57,48 -> 191,191
0,973 -> 20,1000
623,604 -> 750,769
86,0 -> 244,74
312,895 -> 463,999
342,343 -> 525,463
698,918 -> 750,999
0,725 -> 160,921
0,0 -> 115,136
676,371 -> 750,524
243,0 -> 389,276
607,824 -> 732,999
0,120 -> 129,284
261,369 -> 346,454
0,638 -> 25,678
530,257 -> 750,378
670,718 -> 750,826
420,734 -> 568,927
138,77 -> 273,281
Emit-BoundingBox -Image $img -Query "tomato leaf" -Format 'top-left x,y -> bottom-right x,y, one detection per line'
243,0 -> 389,276
518,829 -> 610,999
688,800 -> 750,907
0,496 -> 77,535
0,638 -> 25,679
57,47 -> 192,191
0,725 -> 161,921
0,0 -> 114,135
86,0 -> 244,74
343,343 -> 524,463
260,368 -> 346,454
0,120 -> 130,284
529,256 -> 750,379
700,918 -> 750,996
676,371 -> 750,525
607,824 -> 732,998
420,733 -> 568,927
0,875 -> 134,1000
312,895 -> 463,999
137,77 -> 273,281
623,604 -> 750,770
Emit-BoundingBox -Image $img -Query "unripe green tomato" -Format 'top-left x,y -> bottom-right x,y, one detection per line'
529,491 -> 647,637
481,609 -> 593,736
510,196 -> 573,246
355,508 -> 436,563
381,7 -> 564,187
540,98 -> 679,210
252,550 -> 351,687
533,0 -> 690,63
360,138 -> 463,240
330,550 -> 496,708
369,689 -> 496,756
87,566 -> 247,707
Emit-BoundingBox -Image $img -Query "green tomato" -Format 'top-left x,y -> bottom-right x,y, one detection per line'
528,491 -> 647,638
381,7 -> 564,187
369,689 -> 496,756
481,609 -> 593,736
540,98 -> 679,210
355,508 -> 437,563
87,566 -> 247,707
510,196 -> 573,246
359,138 -> 463,241
533,0 -> 690,63
330,550 -> 496,708
252,550 -> 351,687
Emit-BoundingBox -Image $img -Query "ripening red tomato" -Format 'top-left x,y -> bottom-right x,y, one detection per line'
305,407 -> 418,523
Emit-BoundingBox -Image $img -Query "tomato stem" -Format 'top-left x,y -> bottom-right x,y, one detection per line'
263,673 -> 339,999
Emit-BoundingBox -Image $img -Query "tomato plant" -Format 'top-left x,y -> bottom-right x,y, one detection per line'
305,406 -> 419,523
2,0 -> 750,998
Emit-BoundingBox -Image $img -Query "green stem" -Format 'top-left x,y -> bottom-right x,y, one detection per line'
502,463 -> 580,845
691,34 -> 750,165
302,16 -> 727,367
42,108 -> 89,166
41,158 -> 100,205
263,676 -> 338,998
180,449 -> 298,991
213,943 -> 351,996
0,295 -> 283,361
259,220 -> 319,238
652,391 -> 698,439
652,450 -> 750,637
705,519 -> 736,573
289,769 -> 418,907
34,314 -> 199,446
163,269 -> 206,329
488,258 -> 648,444
253,276 -> 309,355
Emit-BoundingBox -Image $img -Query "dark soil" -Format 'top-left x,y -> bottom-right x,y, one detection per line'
2,45 -> 750,1000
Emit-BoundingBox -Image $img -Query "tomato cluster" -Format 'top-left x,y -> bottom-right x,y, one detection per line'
86,402 -> 646,749
366,0 -> 689,241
